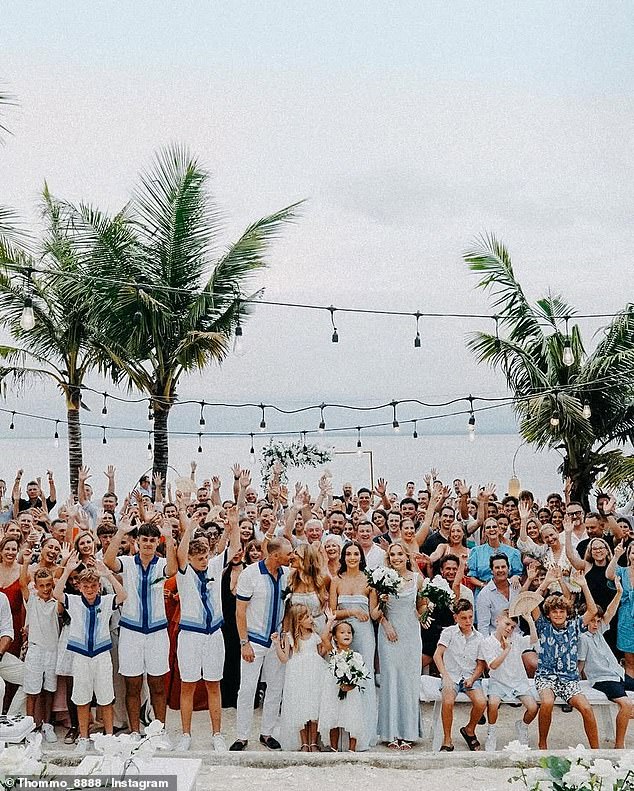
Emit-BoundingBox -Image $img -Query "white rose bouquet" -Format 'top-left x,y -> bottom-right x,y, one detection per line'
364,565 -> 402,613
328,649 -> 370,700
418,576 -> 455,629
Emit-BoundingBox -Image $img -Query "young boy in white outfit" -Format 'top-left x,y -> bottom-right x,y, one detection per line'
19,547 -> 61,743
480,611 -> 539,751
104,516 -> 177,738
175,505 -> 240,752
434,598 -> 487,752
54,553 -> 127,754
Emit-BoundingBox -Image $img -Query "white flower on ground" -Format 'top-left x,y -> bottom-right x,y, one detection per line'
567,744 -> 589,763
144,720 -> 165,737
561,765 -> 591,788
589,759 -> 617,781
504,739 -> 532,760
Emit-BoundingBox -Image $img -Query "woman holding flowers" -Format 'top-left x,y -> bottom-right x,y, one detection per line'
329,541 -> 378,749
371,540 -> 426,750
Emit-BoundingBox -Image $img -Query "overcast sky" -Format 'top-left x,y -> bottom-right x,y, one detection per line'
1,2 -> 633,437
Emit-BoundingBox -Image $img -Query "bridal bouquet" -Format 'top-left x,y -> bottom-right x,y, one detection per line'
418,576 -> 455,629
0,733 -> 47,789
507,742 -> 634,791
328,650 -> 370,700
364,566 -> 403,613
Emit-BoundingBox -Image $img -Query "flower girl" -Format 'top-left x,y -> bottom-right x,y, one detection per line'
318,620 -> 370,752
272,604 -> 334,751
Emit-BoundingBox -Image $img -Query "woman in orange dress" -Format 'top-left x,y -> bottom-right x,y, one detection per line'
0,535 -> 24,657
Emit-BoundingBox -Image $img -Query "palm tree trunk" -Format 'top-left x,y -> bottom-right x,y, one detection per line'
152,405 -> 170,488
67,405 -> 83,495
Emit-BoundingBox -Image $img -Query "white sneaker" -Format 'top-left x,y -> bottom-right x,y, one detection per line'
485,730 -> 497,752
129,731 -> 143,742
41,723 -> 58,743
74,737 -> 91,755
515,719 -> 529,746
212,733 -> 227,752
175,733 -> 192,752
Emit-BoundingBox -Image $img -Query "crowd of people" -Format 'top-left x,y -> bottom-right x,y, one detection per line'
0,462 -> 632,755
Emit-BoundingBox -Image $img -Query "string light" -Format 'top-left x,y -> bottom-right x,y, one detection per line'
356,426 -> 362,455
391,401 -> 400,433
54,420 -> 60,448
146,431 -> 153,460
413,312 -> 421,348
259,403 -> 266,432
412,420 -> 418,439
562,317 -> 574,367
199,401 -> 206,426
101,426 -> 107,445
9,412 -> 14,430
148,403 -> 154,421
19,296 -> 35,331
233,293 -> 244,357
582,400 -> 592,420
329,306 -> 338,343
467,395 -> 476,441
550,391 -> 560,428
494,315 -> 501,352
319,404 -> 326,434
249,433 -> 255,462
301,431 -> 308,452
101,393 -> 108,415
197,433 -> 203,453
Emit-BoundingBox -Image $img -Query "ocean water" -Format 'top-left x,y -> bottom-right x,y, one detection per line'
0,432 -> 565,503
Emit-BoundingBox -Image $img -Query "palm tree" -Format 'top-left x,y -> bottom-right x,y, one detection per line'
71,144 -> 301,487
465,233 -> 634,509
0,187 -> 105,493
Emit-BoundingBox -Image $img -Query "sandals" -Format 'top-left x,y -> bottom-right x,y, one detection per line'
309,744 -> 320,752
388,740 -> 401,750
300,744 -> 309,752
399,741 -> 413,751
439,744 -> 454,752
460,726 -> 480,751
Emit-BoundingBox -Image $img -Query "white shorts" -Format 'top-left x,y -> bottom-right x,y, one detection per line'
177,629 -> 225,683
118,628 -> 169,678
23,645 -> 57,694
71,652 -> 115,706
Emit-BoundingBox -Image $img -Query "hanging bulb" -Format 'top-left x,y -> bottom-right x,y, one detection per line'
197,433 -> 203,454
9,412 -> 15,430
329,306 -> 338,343
259,404 -> 266,432
582,400 -> 592,419
319,404 -> 326,434
468,430 -> 476,443
101,393 -> 108,415
302,432 -> 308,453
20,297 -> 35,331
249,433 -> 256,462
550,411 -> 560,428
356,427 -> 362,455
54,421 -> 60,448
391,400 -> 400,432
468,413 -> 476,435
412,422 -> 418,439
199,401 -> 206,426
148,402 -> 154,421
413,312 -> 422,348
392,420 -> 400,433
147,432 -> 153,460
102,427 -> 107,445
563,344 -> 574,367
233,324 -> 245,357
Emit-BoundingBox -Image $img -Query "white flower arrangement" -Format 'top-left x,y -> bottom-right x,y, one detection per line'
419,576 -> 455,629
508,742 -> 634,791
0,734 -> 47,789
363,566 -> 403,613
91,720 -> 167,776
261,441 -> 333,486
327,649 -> 370,700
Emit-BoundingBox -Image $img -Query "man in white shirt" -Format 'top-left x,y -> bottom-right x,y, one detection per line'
231,537 -> 293,751
357,521 -> 385,570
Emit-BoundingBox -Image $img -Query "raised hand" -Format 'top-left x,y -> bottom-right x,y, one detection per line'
65,550 -> 81,572
518,501 -> 532,522
563,515 -> 574,533
613,541 -> 626,560
231,463 -> 241,480
239,469 -> 252,490
480,482 -> 497,500
190,461 -> 197,474
374,477 -> 387,497
94,558 -> 111,577
153,472 -> 164,489
212,476 -> 221,492
60,542 -> 72,563
457,480 -> 470,497
118,515 -> 136,535
78,466 -> 91,482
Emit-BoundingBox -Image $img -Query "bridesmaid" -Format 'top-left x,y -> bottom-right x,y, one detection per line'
371,540 -> 426,750
329,540 -> 378,750
0,536 -> 24,656
288,543 -> 330,631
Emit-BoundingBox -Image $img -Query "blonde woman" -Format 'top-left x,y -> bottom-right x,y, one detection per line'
288,543 -> 330,631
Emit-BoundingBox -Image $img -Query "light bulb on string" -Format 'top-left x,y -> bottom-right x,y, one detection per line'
318,404 -> 326,434
20,296 -> 35,331
412,420 -> 418,439
301,431 -> 308,453
146,432 -> 153,460
356,426 -> 362,456
199,401 -> 206,426
328,306 -> 338,343
550,391 -> 560,428
391,400 -> 400,432
54,420 -> 60,449
101,393 -> 108,415
582,400 -> 592,419
102,426 -> 107,445
148,401 -> 154,421
413,312 -> 422,348
249,433 -> 255,463
233,324 -> 244,357
9,412 -> 15,430
494,315 -> 501,352
562,316 -> 574,366
259,403 -> 266,432
197,433 -> 203,454
467,395 -> 476,439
